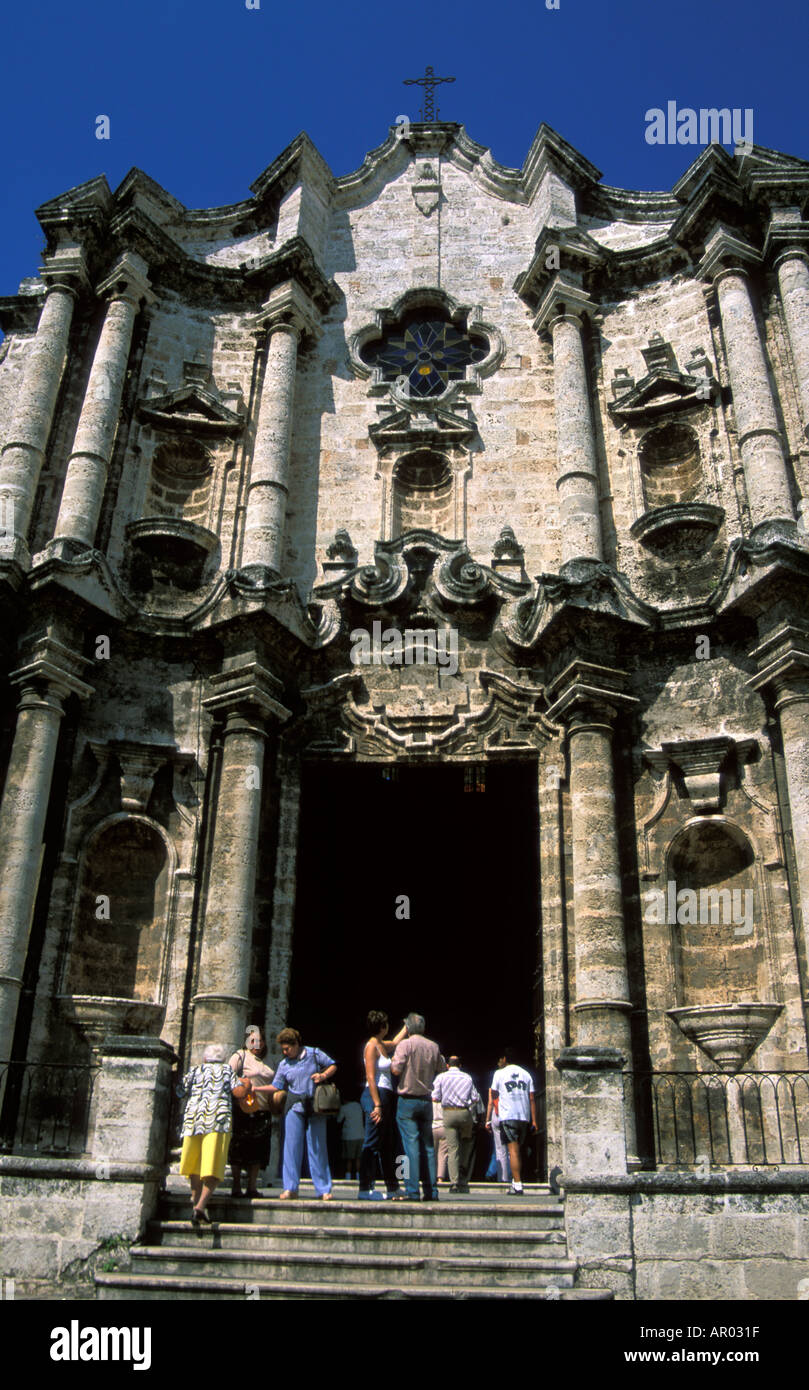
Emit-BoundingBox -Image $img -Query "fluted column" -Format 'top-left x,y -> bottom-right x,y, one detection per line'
190,663 -> 290,1060
546,664 -> 637,1051
0,645 -> 93,1062
534,278 -> 604,566
0,248 -> 89,568
50,252 -> 152,557
749,625 -> 809,1032
240,281 -> 320,581
699,227 -> 795,537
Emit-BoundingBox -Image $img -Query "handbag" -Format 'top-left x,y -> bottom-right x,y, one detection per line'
312,1081 -> 341,1116
234,1050 -> 268,1115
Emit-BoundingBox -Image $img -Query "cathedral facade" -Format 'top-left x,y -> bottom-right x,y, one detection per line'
1,121 -> 809,1298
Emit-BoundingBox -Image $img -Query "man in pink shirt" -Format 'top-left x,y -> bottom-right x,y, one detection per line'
391,1013 -> 445,1201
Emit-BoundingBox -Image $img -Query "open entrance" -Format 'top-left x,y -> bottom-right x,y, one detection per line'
287,759 -> 544,1176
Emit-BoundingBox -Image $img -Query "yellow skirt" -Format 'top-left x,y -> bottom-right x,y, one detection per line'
179,1130 -> 231,1181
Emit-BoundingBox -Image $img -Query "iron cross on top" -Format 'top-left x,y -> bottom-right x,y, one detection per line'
403,66 -> 456,123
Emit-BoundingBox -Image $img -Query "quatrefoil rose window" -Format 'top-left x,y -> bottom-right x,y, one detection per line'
361,318 -> 488,399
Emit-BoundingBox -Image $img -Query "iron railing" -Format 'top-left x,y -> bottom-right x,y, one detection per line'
0,1060 -> 101,1158
630,1071 -> 809,1168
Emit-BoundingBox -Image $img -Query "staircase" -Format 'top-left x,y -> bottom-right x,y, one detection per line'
96,1180 -> 613,1301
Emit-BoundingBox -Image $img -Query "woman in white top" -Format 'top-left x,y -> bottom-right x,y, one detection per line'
358,1010 -> 407,1199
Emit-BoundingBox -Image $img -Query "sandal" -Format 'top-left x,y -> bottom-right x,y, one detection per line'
278,1189 -> 298,1200
321,1192 -> 334,1201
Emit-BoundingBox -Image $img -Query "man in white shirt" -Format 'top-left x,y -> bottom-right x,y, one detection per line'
485,1049 -> 537,1195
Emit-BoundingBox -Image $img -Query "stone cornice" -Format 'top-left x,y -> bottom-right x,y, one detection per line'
697,222 -> 762,282
531,274 -> 594,332
517,230 -> 607,312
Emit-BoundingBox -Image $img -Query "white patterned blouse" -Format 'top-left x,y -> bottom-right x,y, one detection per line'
178,1062 -> 241,1137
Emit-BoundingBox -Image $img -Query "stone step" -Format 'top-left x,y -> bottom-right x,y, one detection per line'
150,1219 -> 567,1257
97,1272 -> 613,1301
126,1243 -> 578,1288
158,1194 -> 565,1233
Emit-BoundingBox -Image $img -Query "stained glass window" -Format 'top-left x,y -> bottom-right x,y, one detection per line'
362,319 -> 487,399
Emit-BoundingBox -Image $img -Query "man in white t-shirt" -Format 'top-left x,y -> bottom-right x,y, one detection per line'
485,1049 -> 537,1195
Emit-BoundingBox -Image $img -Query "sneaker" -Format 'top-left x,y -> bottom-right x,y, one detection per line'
508,1182 -> 524,1195
358,1190 -> 383,1201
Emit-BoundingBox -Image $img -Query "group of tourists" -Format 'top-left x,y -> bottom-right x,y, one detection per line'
176,1012 -> 536,1222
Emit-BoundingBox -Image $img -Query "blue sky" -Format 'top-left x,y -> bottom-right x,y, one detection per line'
1,0 -> 808,292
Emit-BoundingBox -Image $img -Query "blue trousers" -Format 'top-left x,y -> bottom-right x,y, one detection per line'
282,1108 -> 332,1196
396,1096 -> 437,1199
359,1087 -> 400,1193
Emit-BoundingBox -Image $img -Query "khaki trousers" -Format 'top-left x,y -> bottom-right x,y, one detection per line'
442,1107 -> 475,1186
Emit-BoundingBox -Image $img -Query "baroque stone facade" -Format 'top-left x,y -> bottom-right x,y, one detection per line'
1,122 -> 809,1296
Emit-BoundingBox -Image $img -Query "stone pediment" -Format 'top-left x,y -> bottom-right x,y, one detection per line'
609,336 -> 717,422
369,402 -> 477,450
138,383 -> 244,435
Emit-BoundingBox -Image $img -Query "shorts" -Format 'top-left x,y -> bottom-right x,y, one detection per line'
179,1130 -> 231,1181
499,1119 -> 529,1146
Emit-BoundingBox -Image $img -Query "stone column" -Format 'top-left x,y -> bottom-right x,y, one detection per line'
776,250 -> 809,442
534,278 -> 604,566
189,663 -> 290,1060
0,643 -> 93,1063
546,663 -> 637,1056
0,248 -> 89,568
240,281 -> 320,582
50,252 -> 152,557
749,624 -> 809,1032
699,227 -> 795,537
554,1046 -> 628,1177
264,747 -> 302,1042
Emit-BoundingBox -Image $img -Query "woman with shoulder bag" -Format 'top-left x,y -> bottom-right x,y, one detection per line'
263,1028 -> 337,1200
228,1024 -> 277,1198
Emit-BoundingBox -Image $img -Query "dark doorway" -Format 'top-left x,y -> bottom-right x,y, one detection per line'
287,759 -> 544,1175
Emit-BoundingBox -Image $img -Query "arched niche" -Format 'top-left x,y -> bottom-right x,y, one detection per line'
638,421 -> 702,509
147,438 -> 213,525
666,819 -> 768,1007
66,817 -> 172,1002
391,450 -> 454,537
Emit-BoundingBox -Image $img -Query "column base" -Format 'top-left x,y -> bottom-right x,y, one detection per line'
42,537 -> 95,563
234,563 -> 285,590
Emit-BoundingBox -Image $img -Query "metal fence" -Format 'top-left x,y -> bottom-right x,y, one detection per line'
0,1060 -> 101,1157
631,1071 -> 809,1168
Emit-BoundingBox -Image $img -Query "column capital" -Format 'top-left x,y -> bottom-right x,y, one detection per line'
9,635 -> 94,703
748,622 -> 809,698
763,217 -> 809,271
697,224 -> 762,283
253,279 -> 321,342
95,250 -> 155,308
203,660 -> 291,724
40,244 -> 91,297
532,275 -> 593,335
545,660 -> 638,726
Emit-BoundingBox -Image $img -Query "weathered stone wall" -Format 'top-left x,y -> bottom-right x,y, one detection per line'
564,1176 -> 809,1301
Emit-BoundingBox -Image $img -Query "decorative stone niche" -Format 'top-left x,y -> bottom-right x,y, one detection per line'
631,421 -> 724,559
59,817 -> 173,1044
146,438 -> 213,525
391,450 -> 454,537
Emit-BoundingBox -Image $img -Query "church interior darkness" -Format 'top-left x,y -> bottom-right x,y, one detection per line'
289,760 -> 542,1135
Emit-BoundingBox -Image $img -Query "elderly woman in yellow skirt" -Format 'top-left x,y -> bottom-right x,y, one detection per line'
177,1043 -> 243,1225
